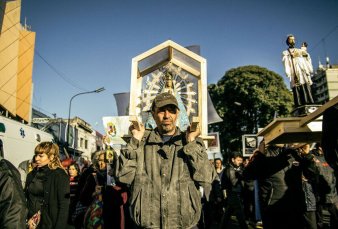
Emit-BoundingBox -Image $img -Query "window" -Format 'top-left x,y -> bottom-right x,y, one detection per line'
0,139 -> 3,158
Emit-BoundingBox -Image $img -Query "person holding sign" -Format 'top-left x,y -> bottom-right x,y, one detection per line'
117,92 -> 214,229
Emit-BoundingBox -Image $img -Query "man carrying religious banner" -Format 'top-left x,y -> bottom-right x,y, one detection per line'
117,92 -> 214,229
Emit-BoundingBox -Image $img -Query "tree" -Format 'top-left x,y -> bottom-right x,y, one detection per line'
208,65 -> 293,156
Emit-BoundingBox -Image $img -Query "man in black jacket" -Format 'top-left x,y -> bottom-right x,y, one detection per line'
0,155 -> 28,228
243,140 -> 319,229
221,152 -> 248,229
312,143 -> 338,228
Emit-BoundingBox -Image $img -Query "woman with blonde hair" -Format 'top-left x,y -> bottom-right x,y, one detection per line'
25,142 -> 70,229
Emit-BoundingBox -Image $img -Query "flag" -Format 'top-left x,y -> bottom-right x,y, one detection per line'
207,91 -> 223,124
113,92 -> 130,116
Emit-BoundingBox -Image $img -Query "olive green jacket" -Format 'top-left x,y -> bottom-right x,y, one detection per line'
117,128 -> 214,229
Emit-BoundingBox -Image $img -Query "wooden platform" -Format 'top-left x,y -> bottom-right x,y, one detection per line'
257,96 -> 338,144
257,117 -> 322,144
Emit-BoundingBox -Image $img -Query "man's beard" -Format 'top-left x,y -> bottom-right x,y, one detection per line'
160,123 -> 175,134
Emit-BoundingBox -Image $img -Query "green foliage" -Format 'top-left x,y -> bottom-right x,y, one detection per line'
208,65 -> 293,156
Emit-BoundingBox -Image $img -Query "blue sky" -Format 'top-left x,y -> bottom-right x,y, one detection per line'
20,0 -> 338,133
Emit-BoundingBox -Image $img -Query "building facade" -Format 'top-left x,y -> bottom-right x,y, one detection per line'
312,64 -> 338,104
70,117 -> 98,159
0,0 -> 35,123
31,113 -> 104,159
1,1 -> 103,160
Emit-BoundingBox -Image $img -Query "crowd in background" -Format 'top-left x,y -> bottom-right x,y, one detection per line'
205,142 -> 338,229
1,139 -> 338,229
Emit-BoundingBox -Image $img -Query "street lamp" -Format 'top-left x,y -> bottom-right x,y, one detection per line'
66,87 -> 105,147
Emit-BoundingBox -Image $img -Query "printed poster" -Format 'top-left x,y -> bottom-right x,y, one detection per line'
102,116 -> 130,145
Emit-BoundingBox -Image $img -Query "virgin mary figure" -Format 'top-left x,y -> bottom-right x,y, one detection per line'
144,71 -> 190,131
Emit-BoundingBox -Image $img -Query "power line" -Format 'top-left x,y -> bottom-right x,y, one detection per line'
1,58 -> 34,109
1,5 -> 89,91
0,32 -> 35,90
309,25 -> 338,54
0,27 -> 44,114
35,50 -> 88,91
0,88 -> 55,116
1,3 -> 91,118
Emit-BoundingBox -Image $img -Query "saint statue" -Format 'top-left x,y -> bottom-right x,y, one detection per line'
282,34 -> 314,107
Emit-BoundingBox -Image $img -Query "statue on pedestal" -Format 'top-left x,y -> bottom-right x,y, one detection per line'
282,34 -> 315,108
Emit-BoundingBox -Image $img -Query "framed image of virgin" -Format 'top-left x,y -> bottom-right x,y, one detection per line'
129,40 -> 208,138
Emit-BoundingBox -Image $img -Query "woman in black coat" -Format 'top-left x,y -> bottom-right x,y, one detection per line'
25,142 -> 70,229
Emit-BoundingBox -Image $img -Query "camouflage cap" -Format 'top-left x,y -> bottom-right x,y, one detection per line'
152,92 -> 179,110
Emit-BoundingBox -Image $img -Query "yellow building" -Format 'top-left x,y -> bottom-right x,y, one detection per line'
0,0 -> 35,123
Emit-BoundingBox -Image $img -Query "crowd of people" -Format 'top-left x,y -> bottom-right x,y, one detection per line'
1,92 -> 338,229
204,141 -> 338,229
